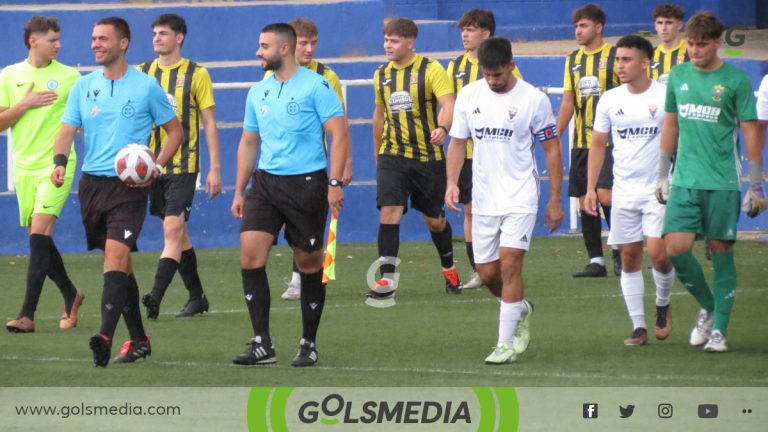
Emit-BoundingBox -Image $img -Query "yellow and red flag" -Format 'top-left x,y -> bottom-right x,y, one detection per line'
322,207 -> 339,284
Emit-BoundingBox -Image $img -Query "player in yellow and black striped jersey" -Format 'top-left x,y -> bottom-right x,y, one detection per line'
369,18 -> 462,302
555,4 -> 621,278
138,14 -> 222,321
446,8 -> 525,290
650,3 -> 689,84
277,17 -> 353,301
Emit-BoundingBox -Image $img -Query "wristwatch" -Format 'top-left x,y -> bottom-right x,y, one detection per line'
329,178 -> 342,187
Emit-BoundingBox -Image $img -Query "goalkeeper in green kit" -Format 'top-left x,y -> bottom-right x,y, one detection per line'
656,11 -> 765,353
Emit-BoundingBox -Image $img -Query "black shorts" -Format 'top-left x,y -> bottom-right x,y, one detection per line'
568,147 -> 614,197
149,173 -> 197,221
458,159 -> 473,205
241,169 -> 328,252
376,154 -> 446,218
79,174 -> 148,251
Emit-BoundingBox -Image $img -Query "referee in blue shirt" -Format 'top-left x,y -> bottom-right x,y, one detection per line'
52,17 -> 182,367
230,23 -> 349,367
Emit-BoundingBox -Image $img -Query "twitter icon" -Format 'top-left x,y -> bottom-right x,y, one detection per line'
619,405 -> 635,418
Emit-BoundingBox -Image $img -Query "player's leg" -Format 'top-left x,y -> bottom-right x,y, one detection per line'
280,254 -> 302,300
609,202 -> 647,345
702,189 -> 740,352
176,225 -> 210,317
373,155 -> 408,298
597,148 -> 621,276
571,150 -> 606,278
459,159 -> 482,289
644,198 -> 675,340
663,186 -> 714,347
414,159 -> 460,294
233,171 -> 280,365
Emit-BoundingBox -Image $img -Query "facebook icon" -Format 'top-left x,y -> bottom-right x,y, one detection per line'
583,403 -> 599,419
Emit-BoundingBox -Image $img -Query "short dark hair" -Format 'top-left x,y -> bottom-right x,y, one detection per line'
457,9 -> 495,36
685,11 -> 724,41
478,37 -> 513,70
572,3 -> 606,26
152,13 -> 187,43
24,16 -> 60,50
96,16 -> 131,42
289,18 -> 318,38
652,3 -> 685,21
383,18 -> 418,39
616,35 -> 654,59
261,22 -> 297,51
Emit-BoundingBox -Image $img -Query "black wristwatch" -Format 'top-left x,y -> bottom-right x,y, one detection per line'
329,178 -> 342,187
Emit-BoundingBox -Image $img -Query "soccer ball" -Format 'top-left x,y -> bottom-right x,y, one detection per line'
114,144 -> 157,186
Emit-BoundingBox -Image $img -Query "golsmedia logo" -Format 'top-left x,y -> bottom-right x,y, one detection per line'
247,387 -> 519,431
298,393 -> 471,425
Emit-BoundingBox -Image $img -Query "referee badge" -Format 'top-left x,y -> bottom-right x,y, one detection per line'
712,84 -> 724,102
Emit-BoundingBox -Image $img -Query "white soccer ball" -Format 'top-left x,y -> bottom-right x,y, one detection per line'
114,144 -> 157,186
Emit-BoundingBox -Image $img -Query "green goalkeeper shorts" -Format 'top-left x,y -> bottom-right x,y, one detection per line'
14,163 -> 75,227
662,185 -> 740,241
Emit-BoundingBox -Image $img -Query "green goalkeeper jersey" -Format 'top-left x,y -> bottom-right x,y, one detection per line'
665,61 -> 756,191
0,59 -> 79,176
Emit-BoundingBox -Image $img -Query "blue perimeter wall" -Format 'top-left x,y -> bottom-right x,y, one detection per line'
0,0 -> 767,255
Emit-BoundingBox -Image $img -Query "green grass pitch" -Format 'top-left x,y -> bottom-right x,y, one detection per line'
1,237 -> 767,387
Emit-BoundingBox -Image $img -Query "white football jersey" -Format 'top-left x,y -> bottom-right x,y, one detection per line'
593,80 -> 666,203
757,74 -> 768,121
451,78 -> 557,215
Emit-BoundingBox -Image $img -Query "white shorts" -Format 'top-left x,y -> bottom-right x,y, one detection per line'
472,213 -> 536,264
607,198 -> 666,245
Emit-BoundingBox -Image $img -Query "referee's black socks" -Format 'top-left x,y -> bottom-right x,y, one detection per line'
151,257 -> 178,302
101,271 -> 130,340
430,221 -> 455,269
180,248 -> 205,299
122,273 -> 147,341
242,267 -> 271,341
378,224 -> 400,278
580,210 -> 604,259
300,270 -> 325,343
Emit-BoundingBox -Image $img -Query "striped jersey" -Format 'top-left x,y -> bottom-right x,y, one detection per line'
563,42 -> 620,149
447,52 -> 523,159
137,58 -> 215,174
650,39 -> 689,84
374,54 -> 453,162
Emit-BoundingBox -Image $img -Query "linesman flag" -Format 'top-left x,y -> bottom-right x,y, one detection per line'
322,207 -> 339,284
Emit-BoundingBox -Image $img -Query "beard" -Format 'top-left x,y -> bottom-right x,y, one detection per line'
261,55 -> 283,71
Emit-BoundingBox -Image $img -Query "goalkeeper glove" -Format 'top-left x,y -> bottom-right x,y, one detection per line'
655,149 -> 673,205
742,160 -> 766,218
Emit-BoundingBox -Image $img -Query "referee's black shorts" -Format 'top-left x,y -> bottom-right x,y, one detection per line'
376,154 -> 446,219
568,147 -> 614,198
241,169 -> 328,252
79,173 -> 148,251
149,173 -> 197,221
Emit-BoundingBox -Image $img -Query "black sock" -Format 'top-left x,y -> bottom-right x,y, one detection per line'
151,257 -> 178,302
601,204 -> 612,229
292,258 -> 299,273
122,274 -> 146,341
242,267 -> 271,340
300,270 -> 325,343
430,221 -> 454,269
47,241 -> 77,312
581,210 -> 604,259
179,248 -> 204,299
20,234 -> 53,320
465,241 -> 476,271
100,271 -> 130,340
378,223 -> 400,277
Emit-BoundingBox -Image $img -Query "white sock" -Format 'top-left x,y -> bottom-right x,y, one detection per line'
498,300 -> 525,346
620,270 -> 646,330
290,271 -> 301,286
590,257 -> 605,266
652,268 -> 675,307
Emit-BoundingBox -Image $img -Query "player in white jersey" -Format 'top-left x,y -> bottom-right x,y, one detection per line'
446,37 -> 563,364
758,74 -> 768,141
585,35 -> 675,346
